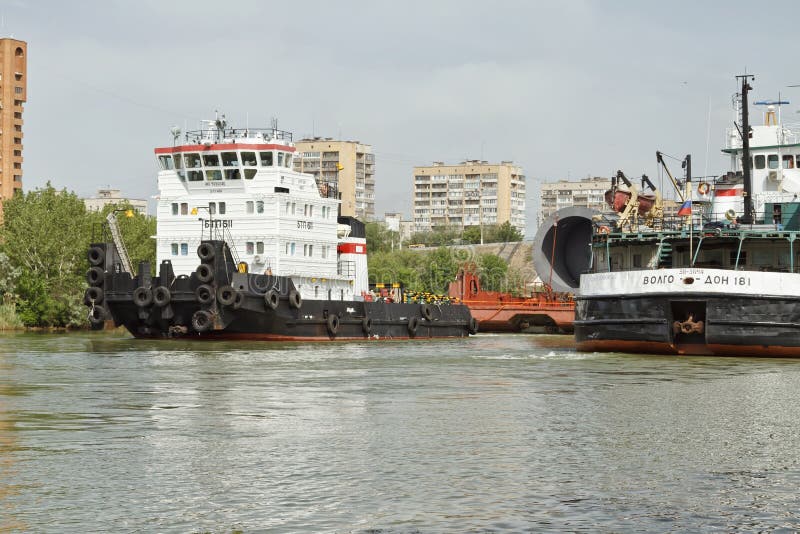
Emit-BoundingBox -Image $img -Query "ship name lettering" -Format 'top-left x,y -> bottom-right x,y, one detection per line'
704,275 -> 729,285
642,274 -> 674,285
297,220 -> 313,230
735,276 -> 750,286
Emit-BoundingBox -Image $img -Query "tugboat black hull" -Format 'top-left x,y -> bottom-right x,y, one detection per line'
86,240 -> 476,341
576,292 -> 800,356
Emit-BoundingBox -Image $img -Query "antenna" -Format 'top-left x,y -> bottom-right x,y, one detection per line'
170,126 -> 181,146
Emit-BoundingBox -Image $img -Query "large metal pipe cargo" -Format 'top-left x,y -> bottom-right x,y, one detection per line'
532,207 -> 598,293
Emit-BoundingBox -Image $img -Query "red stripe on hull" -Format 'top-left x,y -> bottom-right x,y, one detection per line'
714,188 -> 742,197
337,243 -> 367,254
577,339 -> 800,357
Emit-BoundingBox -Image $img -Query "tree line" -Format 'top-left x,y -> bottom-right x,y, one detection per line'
0,184 -> 155,329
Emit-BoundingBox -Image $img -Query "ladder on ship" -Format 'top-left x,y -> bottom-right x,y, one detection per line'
106,211 -> 135,274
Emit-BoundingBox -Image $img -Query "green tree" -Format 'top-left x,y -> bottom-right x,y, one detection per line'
462,226 -> 482,244
0,184 -> 92,326
419,247 -> 459,293
494,221 -> 523,242
477,253 -> 508,291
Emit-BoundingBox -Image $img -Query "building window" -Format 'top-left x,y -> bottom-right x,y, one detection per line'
246,201 -> 254,213
14,87 -> 21,94
171,243 -> 179,255
180,243 -> 188,255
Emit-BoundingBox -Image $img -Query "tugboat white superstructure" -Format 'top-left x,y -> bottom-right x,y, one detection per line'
85,117 -> 476,340
534,75 -> 800,356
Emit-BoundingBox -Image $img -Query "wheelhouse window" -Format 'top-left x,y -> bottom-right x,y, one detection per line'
768,155 -> 779,169
203,154 -> 220,167
754,155 -> 766,169
241,152 -> 257,166
188,170 -> 203,181
205,169 -> 222,181
224,169 -> 241,180
158,155 -> 175,170
174,154 -> 185,181
285,154 -> 292,168
277,152 -> 284,167
260,152 -> 273,166
221,152 -> 239,167
783,155 -> 795,169
244,169 -> 257,179
185,153 -> 201,168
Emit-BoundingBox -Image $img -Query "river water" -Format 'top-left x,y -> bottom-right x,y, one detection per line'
1,332 -> 800,532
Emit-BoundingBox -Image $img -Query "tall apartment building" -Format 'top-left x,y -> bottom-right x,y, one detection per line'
538,177 -> 610,225
293,138 -> 375,220
413,160 -> 526,234
0,38 -> 26,213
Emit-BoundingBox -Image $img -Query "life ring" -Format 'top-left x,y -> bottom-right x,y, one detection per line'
408,316 -> 420,337
153,286 -> 171,307
191,310 -> 213,332
264,289 -> 279,310
289,289 -> 302,309
195,284 -> 215,305
84,286 -> 104,305
598,225 -> 611,234
697,182 -> 710,195
420,303 -> 433,321
362,316 -> 373,335
197,242 -> 215,262
725,209 -> 736,221
133,286 -> 153,307
86,267 -> 105,287
327,314 -> 340,335
216,285 -> 237,306
196,264 -> 214,283
468,317 -> 479,335
87,246 -> 105,266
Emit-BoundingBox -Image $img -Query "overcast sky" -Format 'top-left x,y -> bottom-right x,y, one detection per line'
6,0 -> 800,235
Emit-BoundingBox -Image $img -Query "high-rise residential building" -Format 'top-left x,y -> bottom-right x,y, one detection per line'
84,188 -> 148,215
538,177 -> 610,225
412,160 -> 526,234
0,38 -> 26,213
293,138 -> 375,220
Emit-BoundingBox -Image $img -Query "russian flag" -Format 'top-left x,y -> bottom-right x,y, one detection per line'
677,200 -> 692,216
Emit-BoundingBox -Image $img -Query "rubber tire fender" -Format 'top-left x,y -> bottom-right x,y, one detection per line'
153,286 -> 171,307
88,246 -> 105,267
195,284 -> 215,305
420,303 -> 433,321
468,317 -> 479,335
264,289 -> 279,310
86,266 -> 105,287
408,315 -> 420,337
196,264 -> 214,284
289,289 -> 302,309
191,310 -> 213,332
232,291 -> 245,310
362,316 -> 373,335
327,314 -> 340,336
197,243 -> 215,262
217,285 -> 237,307
88,306 -> 106,325
84,286 -> 104,305
133,286 -> 153,308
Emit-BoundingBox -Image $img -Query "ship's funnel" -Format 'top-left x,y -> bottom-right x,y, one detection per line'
532,207 -> 598,292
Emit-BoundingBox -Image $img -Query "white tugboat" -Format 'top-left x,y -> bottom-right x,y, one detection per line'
85,117 -> 476,340
534,75 -> 800,356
